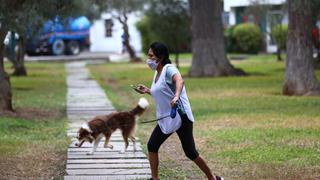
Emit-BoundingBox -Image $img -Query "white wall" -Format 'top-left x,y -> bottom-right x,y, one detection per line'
224,0 -> 286,11
229,8 -> 236,25
89,12 -> 142,53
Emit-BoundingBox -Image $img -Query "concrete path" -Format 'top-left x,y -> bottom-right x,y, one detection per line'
64,62 -> 151,180
23,52 -> 130,62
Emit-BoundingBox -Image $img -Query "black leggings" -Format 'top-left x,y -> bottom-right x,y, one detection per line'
147,114 -> 199,160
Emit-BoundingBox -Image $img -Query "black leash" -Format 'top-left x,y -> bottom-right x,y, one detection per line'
139,114 -> 171,124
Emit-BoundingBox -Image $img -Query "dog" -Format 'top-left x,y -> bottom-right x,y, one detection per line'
75,97 -> 149,155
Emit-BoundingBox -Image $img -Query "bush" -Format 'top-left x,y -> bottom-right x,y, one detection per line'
136,0 -> 191,55
233,23 -> 262,54
136,17 -> 152,54
271,24 -> 288,50
224,25 -> 239,53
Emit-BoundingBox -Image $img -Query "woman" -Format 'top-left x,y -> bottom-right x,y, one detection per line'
136,42 -> 223,180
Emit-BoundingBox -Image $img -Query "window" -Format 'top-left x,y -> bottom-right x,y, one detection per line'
104,19 -> 113,37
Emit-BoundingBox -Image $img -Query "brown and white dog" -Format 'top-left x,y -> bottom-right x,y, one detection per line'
75,97 -> 149,155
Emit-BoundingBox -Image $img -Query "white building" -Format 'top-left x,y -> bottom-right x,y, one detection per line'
224,0 -> 288,53
89,12 -> 142,53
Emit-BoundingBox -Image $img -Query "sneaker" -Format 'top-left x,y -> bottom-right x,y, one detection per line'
215,176 -> 224,180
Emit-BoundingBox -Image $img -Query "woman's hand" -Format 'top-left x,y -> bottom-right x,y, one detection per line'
136,84 -> 151,94
171,95 -> 179,107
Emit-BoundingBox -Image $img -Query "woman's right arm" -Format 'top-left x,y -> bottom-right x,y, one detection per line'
137,84 -> 151,95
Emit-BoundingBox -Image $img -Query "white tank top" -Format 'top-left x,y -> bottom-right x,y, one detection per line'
150,64 -> 194,134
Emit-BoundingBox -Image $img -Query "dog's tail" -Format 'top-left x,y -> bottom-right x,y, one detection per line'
131,97 -> 149,116
138,97 -> 149,109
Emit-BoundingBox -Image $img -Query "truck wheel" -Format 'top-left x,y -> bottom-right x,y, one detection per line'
66,40 -> 80,55
52,39 -> 65,55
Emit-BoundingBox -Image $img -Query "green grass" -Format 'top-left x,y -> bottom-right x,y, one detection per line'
0,62 -> 68,178
88,54 -> 320,179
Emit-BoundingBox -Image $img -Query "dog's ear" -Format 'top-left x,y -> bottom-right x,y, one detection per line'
82,122 -> 92,133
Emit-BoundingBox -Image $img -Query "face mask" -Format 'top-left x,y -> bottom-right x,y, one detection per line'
147,59 -> 159,70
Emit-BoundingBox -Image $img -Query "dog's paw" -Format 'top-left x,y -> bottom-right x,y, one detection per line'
104,144 -> 114,149
86,151 -> 94,155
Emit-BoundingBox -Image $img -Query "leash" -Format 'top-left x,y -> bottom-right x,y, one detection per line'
140,105 -> 179,124
139,114 -> 171,124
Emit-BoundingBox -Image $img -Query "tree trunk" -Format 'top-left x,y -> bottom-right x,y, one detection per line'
118,14 -> 141,62
175,52 -> 180,69
188,0 -> 246,77
276,47 -> 282,61
283,0 -> 320,96
13,36 -> 27,76
0,27 -> 13,112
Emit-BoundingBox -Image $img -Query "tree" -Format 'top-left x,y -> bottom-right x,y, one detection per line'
283,0 -> 320,96
311,0 -> 320,63
106,0 -> 146,62
0,26 -> 13,112
188,0 -> 245,77
0,0 -> 30,111
144,0 -> 191,68
0,0 -> 105,112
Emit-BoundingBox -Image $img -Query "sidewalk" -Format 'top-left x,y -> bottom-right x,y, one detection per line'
23,51 -> 130,63
64,62 -> 151,180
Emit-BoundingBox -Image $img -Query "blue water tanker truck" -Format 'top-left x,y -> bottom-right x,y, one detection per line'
26,16 -> 91,56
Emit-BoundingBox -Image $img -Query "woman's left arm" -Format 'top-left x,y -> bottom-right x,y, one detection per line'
170,73 -> 184,107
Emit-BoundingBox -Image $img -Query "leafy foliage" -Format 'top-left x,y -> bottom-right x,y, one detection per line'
271,24 -> 288,50
233,23 -> 263,54
224,25 -> 239,53
136,0 -> 191,54
136,16 -> 152,53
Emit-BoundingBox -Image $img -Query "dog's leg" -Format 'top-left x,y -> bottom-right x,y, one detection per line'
87,136 -> 101,155
129,135 -> 137,152
120,131 -> 129,154
103,134 -> 113,149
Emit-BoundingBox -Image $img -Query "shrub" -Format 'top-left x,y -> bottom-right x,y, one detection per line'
224,25 -> 239,53
271,24 -> 288,50
136,17 -> 152,54
233,23 -> 262,54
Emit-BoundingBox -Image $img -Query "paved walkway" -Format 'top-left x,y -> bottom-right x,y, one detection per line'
23,52 -> 130,62
64,62 -> 151,180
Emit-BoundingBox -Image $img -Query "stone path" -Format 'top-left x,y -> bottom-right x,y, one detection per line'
64,62 -> 151,180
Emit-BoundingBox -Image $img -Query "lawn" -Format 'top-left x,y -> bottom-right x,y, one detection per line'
0,62 -> 69,179
89,54 -> 320,179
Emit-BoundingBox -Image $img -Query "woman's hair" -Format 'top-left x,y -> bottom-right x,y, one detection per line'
150,42 -> 172,66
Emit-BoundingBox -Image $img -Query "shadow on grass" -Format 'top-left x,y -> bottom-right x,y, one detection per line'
2,107 -> 65,121
13,87 -> 34,91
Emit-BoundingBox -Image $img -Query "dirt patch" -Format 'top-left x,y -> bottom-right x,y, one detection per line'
0,145 -> 67,179
221,163 -> 320,180
105,78 -> 119,90
158,133 -> 206,179
1,107 -> 63,121
192,121 -> 320,179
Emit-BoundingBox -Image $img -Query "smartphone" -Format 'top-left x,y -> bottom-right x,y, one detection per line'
130,85 -> 141,92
